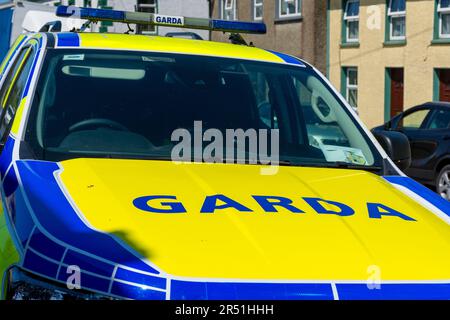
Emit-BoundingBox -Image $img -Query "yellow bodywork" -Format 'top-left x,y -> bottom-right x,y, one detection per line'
76,33 -> 285,64
0,201 -> 19,297
59,159 -> 450,281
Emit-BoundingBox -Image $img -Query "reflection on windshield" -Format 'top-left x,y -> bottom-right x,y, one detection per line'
26,49 -> 381,170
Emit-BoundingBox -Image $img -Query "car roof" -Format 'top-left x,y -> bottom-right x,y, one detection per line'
36,32 -> 308,68
415,102 -> 450,109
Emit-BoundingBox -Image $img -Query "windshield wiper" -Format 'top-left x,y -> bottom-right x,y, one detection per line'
292,161 -> 383,173
203,157 -> 292,166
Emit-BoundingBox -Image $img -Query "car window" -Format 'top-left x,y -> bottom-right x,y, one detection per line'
247,70 -> 279,129
26,49 -> 382,168
0,47 -> 35,143
293,79 -> 349,148
427,109 -> 450,129
399,109 -> 431,130
0,35 -> 27,80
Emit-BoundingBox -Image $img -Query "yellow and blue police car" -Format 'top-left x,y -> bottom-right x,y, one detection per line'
0,6 -> 449,300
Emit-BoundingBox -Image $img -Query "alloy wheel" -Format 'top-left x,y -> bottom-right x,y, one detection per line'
438,169 -> 450,200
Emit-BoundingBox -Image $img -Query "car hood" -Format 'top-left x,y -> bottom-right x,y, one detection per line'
52,158 -> 450,282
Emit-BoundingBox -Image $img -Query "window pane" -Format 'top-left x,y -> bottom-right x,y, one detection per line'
428,110 -> 450,129
281,0 -> 294,15
281,0 -> 288,15
348,69 -> 357,85
402,110 -> 430,129
441,0 -> 450,9
392,16 -> 406,37
255,5 -> 263,19
225,0 -> 233,9
0,49 -> 34,141
390,0 -> 405,12
255,0 -> 263,19
225,9 -> 235,20
3,53 -> 34,113
0,49 -> 30,108
346,0 -> 359,17
348,20 -> 359,40
287,0 -> 296,14
442,13 -> 450,35
223,0 -> 235,20
348,89 -> 357,109
280,0 -> 300,16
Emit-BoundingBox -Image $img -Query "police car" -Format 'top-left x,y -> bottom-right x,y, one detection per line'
0,6 -> 449,300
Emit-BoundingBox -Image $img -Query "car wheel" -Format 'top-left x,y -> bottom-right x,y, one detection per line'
437,165 -> 450,200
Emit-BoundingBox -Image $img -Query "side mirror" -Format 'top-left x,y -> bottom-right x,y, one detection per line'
372,130 -> 411,171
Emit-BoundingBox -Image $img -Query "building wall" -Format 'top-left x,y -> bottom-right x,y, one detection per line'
328,0 -> 450,129
211,0 -> 327,74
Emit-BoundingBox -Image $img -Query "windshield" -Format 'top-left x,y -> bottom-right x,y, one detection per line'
25,49 -> 382,170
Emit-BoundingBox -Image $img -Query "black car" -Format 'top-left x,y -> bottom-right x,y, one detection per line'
373,102 -> 450,200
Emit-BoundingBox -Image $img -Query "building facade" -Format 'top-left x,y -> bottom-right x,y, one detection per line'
328,0 -> 450,128
211,0 -> 327,74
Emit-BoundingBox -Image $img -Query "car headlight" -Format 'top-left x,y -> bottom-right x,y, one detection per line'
5,267 -> 116,300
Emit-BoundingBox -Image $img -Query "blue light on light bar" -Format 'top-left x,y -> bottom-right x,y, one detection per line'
211,20 -> 267,34
56,6 -> 125,22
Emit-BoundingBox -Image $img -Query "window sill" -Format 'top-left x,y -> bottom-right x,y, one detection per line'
383,39 -> 407,47
340,42 -> 360,48
431,38 -> 450,45
274,16 -> 303,24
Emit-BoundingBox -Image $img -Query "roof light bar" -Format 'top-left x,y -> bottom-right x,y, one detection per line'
56,6 -> 267,34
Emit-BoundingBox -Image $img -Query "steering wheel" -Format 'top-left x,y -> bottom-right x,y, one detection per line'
69,118 -> 129,133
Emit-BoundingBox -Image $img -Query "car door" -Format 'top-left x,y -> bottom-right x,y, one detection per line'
422,107 -> 450,173
394,106 -> 436,183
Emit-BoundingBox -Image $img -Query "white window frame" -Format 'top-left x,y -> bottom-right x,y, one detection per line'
221,0 -> 237,21
438,0 -> 450,38
254,0 -> 264,21
388,0 -> 406,40
278,0 -> 302,19
346,67 -> 358,110
344,0 -> 359,43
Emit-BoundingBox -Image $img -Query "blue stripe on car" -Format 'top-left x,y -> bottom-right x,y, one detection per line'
170,281 -> 334,300
114,268 -> 166,290
0,136 -> 14,178
15,160 -> 160,274
267,50 -> 305,66
111,281 -> 166,300
384,176 -> 450,217
23,249 -> 59,278
28,228 -> 66,261
57,33 -> 80,47
63,250 -> 115,278
336,283 -> 450,300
